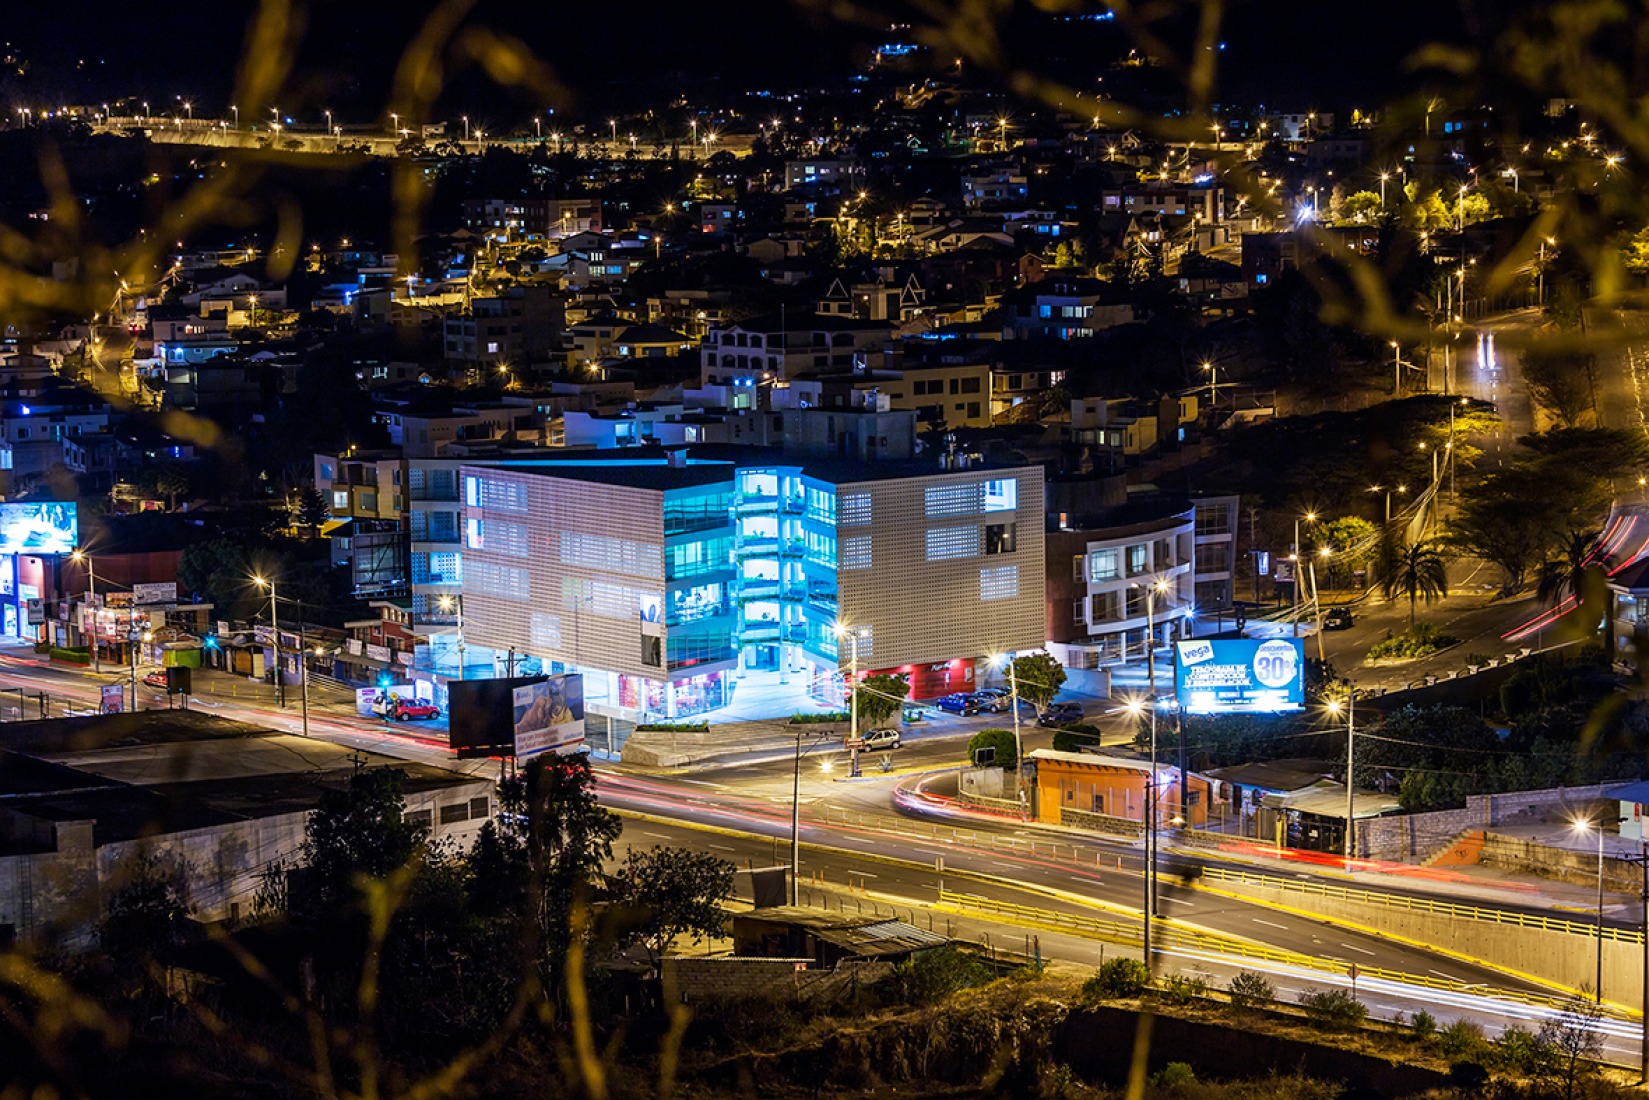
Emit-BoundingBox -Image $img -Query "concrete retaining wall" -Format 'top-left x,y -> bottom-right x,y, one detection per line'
661,956 -> 892,1004
1477,832 -> 1645,893
1203,872 -> 1643,1004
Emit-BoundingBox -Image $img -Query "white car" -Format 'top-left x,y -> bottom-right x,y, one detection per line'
862,727 -> 902,751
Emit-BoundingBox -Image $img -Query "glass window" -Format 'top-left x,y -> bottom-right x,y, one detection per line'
839,492 -> 871,527
925,483 -> 980,517
841,536 -> 872,570
984,522 -> 1016,555
332,491 -> 349,510
1089,549 -> 1119,581
984,478 -> 1017,512
1127,543 -> 1149,575
925,526 -> 980,561
979,566 -> 1018,601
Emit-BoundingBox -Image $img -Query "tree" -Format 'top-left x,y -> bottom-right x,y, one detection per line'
300,765 -> 430,910
99,852 -> 189,982
296,488 -> 329,536
608,846 -> 735,967
1378,536 -> 1450,628
1342,190 -> 1383,223
853,672 -> 909,727
1536,994 -> 1604,1100
1522,342 -> 1598,429
1536,529 -> 1613,659
967,727 -> 1017,768
1310,516 -> 1379,586
1009,651 -> 1066,714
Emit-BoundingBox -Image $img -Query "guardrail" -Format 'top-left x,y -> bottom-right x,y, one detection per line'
938,889 -> 1627,1018
1200,866 -> 1643,945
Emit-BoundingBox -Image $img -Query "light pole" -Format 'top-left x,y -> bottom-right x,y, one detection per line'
1131,577 -> 1171,932
1378,171 -> 1389,206
834,623 -> 868,778
254,575 -> 283,708
462,115 -> 469,142
992,653 -> 1027,819
1292,512 -> 1316,637
71,548 -> 99,672
439,593 -> 466,679
1573,816 -> 1607,1003
1200,359 -> 1217,413
1391,341 -> 1402,395
231,105 -> 239,130
1327,694 -> 1356,868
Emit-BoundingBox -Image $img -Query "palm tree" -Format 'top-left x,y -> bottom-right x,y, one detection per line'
1379,536 -> 1450,629
1536,528 -> 1612,658
1536,529 -> 1603,608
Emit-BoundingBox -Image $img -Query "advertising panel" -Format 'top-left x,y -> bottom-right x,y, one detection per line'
448,674 -> 586,759
0,503 -> 77,556
100,683 -> 124,714
1174,638 -> 1305,714
512,675 -> 585,758
133,582 -> 177,606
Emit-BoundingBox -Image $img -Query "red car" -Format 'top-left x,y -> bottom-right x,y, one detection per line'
390,700 -> 441,721
143,669 -> 170,688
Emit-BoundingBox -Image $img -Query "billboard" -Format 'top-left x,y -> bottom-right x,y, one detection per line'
0,503 -> 77,556
133,582 -> 177,606
1174,638 -> 1305,714
448,674 -> 586,759
512,675 -> 585,758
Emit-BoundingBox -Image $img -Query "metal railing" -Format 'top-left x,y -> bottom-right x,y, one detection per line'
938,889 -> 1628,1018
1200,866 -> 1643,945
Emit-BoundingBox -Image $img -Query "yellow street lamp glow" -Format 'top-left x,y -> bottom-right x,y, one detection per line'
1324,698 -> 1343,716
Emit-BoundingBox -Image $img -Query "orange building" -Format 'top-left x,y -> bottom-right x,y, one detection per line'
1030,748 -> 1211,828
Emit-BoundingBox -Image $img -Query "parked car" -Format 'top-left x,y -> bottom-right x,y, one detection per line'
390,699 -> 441,721
1037,702 -> 1085,727
970,687 -> 1011,712
142,669 -> 170,689
862,727 -> 902,751
1323,606 -> 1355,630
935,692 -> 982,716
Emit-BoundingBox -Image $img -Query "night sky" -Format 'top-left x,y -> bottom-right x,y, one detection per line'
6,1 -> 1470,117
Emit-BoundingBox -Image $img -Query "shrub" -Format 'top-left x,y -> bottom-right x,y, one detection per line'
1152,1062 -> 1197,1089
1081,957 -> 1150,1001
1366,623 -> 1461,660
883,945 -> 992,1006
1492,1024 -> 1555,1076
966,728 -> 1018,769
788,711 -> 848,725
1297,988 -> 1367,1030
1228,970 -> 1276,1010
1409,1009 -> 1437,1040
49,646 -> 90,665
1160,974 -> 1211,1005
1051,728 -> 1102,753
1437,1019 -> 1488,1059
633,721 -> 709,733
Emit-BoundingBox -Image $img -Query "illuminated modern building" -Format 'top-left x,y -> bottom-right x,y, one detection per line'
450,446 -> 1045,726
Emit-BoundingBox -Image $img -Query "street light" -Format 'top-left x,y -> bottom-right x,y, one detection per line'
253,575 -> 283,708
1572,816 -> 1609,1003
1326,694 -> 1356,868
129,625 -> 151,712
1293,512 -> 1316,637
1200,359 -> 1218,413
991,653 -> 1027,819
1129,576 -> 1172,945
832,623 -> 869,778
438,594 -> 466,679
1122,695 -> 1158,972
70,548 -> 99,672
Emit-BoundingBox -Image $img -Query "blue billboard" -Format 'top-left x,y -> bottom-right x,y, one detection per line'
0,503 -> 77,556
1174,638 -> 1305,714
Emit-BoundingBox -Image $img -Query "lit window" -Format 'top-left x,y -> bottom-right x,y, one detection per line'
983,478 -> 1017,512
980,566 -> 1018,601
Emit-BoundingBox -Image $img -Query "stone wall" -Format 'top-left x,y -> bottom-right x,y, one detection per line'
661,956 -> 893,1004
1356,782 -> 1630,861
1059,807 -> 1144,838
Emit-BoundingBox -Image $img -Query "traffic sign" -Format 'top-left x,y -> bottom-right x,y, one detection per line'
844,737 -> 865,750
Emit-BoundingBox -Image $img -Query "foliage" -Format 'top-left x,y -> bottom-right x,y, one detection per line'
1152,1062 -> 1198,1089
1051,727 -> 1102,753
853,673 -> 909,728
635,721 -> 710,732
48,646 -> 90,664
1010,651 -> 1067,712
1365,623 -> 1460,659
607,846 -> 735,965
1081,957 -> 1151,1001
1377,535 -> 1449,628
298,765 -> 429,912
1227,970 -> 1276,1010
967,728 -> 1018,769
789,711 -> 849,724
1409,1009 -> 1437,1039
1159,974 -> 1211,1005
1296,988 -> 1366,1030
1536,995 -> 1604,1099
1309,515 -> 1379,586
883,946 -> 993,1006
99,853 -> 189,981
1522,341 -> 1598,429
1492,1024 -> 1556,1077
1437,1018 -> 1490,1060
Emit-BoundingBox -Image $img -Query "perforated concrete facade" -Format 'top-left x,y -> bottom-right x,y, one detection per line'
836,464 -> 1045,668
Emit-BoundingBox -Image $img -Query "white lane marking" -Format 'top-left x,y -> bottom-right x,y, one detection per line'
707,844 -> 736,851
1342,943 -> 1378,956
991,861 -> 1020,870
1252,918 -> 1289,930
642,831 -> 674,839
